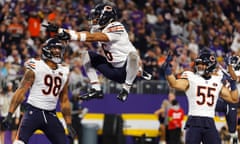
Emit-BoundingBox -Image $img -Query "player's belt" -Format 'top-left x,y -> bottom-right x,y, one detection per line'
26,103 -> 56,113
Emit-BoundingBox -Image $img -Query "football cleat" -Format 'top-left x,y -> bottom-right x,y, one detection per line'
116,88 -> 129,102
231,137 -> 238,144
79,88 -> 104,100
230,133 -> 239,144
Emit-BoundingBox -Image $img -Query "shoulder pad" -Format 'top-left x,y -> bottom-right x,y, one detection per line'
105,22 -> 124,33
180,71 -> 193,79
24,58 -> 36,70
34,57 -> 41,61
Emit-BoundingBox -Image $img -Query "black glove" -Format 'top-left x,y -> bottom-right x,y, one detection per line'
2,112 -> 13,129
67,124 -> 76,139
224,55 -> 231,66
162,53 -> 173,76
42,23 -> 59,33
57,30 -> 70,41
222,69 -> 237,91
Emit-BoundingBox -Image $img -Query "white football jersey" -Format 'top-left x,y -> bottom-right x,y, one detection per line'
24,58 -> 69,110
100,21 -> 137,68
181,71 -> 223,118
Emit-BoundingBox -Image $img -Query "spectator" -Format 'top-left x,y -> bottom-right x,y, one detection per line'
0,60 -> 7,78
144,3 -> 158,25
167,99 -> 184,144
69,57 -> 88,94
7,16 -> 24,44
0,81 -> 20,144
230,21 -> 240,55
69,96 -> 88,144
154,91 -> 176,144
47,7 -> 63,26
188,36 -> 199,60
27,11 -> 42,39
142,49 -> 158,80
152,13 -> 170,39
0,22 -> 10,50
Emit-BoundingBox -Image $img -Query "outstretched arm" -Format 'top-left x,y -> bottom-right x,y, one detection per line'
165,75 -> 189,91
163,54 -> 189,91
43,23 -> 110,42
220,86 -> 238,103
220,70 -> 239,103
59,79 -> 76,138
224,55 -> 237,80
60,29 -> 110,42
9,69 -> 35,113
59,79 -> 72,125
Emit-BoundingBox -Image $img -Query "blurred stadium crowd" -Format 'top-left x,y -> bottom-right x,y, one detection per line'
0,0 -> 240,89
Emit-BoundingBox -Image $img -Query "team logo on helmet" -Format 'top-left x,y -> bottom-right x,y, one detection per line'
42,38 -> 65,64
88,3 -> 117,27
195,52 -> 217,75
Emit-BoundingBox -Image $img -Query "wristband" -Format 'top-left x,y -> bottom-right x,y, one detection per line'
165,66 -> 172,76
58,28 -> 64,33
80,33 -> 86,41
69,30 -> 78,40
229,80 -> 237,91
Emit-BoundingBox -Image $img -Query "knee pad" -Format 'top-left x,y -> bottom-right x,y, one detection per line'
13,140 -> 25,144
128,51 -> 139,61
127,51 -> 139,68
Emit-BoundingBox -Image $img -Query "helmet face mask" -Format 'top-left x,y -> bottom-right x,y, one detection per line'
88,8 -> 101,26
42,38 -> 65,64
195,61 -> 205,76
195,52 -> 217,76
88,3 -> 117,28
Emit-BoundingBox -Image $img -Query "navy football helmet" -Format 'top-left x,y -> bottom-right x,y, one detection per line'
229,55 -> 240,70
195,51 -> 217,75
88,3 -> 117,27
42,38 -> 65,64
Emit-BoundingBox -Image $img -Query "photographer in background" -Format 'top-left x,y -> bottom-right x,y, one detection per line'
167,99 -> 184,144
0,81 -> 20,144
69,91 -> 88,144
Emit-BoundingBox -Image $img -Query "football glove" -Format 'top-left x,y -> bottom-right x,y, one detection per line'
222,69 -> 237,91
224,55 -> 231,66
67,124 -> 76,140
162,53 -> 173,76
42,23 -> 59,33
2,112 -> 13,129
57,30 -> 70,41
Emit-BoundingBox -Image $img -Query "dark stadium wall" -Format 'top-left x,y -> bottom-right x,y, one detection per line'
81,94 -> 188,114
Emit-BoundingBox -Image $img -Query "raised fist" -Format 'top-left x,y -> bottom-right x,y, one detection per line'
57,30 -> 70,41
42,23 -> 59,33
1,112 -> 13,130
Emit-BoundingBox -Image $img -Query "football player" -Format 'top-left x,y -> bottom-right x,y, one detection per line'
162,50 -> 238,144
1,38 -> 76,144
215,55 -> 240,144
44,2 -> 140,102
